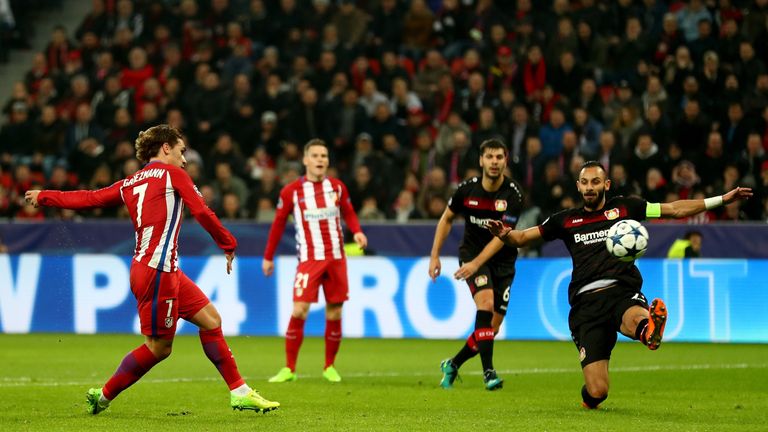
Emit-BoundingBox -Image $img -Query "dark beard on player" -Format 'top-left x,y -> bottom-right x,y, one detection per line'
583,188 -> 605,210
485,172 -> 500,181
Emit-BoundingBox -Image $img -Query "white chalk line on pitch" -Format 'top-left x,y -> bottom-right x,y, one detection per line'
0,363 -> 766,388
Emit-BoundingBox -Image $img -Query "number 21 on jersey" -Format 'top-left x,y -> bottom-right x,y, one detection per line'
294,272 -> 309,297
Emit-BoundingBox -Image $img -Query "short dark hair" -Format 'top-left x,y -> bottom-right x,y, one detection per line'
304,138 -> 329,154
580,160 -> 607,176
479,138 -> 508,156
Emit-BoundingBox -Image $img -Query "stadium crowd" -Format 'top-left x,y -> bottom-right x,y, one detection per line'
1,0 -> 768,224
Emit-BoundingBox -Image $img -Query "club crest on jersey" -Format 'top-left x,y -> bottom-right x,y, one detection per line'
495,200 -> 507,211
579,346 -> 586,362
474,275 -> 488,287
604,208 -> 620,220
165,317 -> 173,328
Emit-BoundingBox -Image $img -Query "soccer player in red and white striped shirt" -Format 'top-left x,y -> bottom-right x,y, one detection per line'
25,125 -> 279,414
262,138 -> 367,383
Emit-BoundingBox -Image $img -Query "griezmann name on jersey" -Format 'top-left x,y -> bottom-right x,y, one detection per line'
38,161 -> 237,272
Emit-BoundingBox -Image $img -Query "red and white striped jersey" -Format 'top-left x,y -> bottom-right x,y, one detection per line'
38,161 -> 237,272
263,176 -> 362,262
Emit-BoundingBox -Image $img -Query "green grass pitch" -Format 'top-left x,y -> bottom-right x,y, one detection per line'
1,334 -> 766,431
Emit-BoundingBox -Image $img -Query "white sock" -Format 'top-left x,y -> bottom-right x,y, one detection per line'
99,389 -> 111,405
231,383 -> 252,397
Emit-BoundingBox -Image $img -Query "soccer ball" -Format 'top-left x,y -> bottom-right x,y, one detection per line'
605,219 -> 649,261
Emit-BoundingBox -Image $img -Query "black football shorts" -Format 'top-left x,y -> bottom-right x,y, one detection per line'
568,285 -> 649,367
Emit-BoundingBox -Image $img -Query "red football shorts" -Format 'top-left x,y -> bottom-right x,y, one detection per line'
130,260 -> 210,339
293,259 -> 349,303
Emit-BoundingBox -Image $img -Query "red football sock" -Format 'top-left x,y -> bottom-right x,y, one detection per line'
102,344 -> 160,400
200,327 -> 245,390
286,316 -> 305,372
325,319 -> 342,368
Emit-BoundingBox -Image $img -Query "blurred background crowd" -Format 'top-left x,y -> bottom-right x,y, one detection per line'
1,0 -> 767,225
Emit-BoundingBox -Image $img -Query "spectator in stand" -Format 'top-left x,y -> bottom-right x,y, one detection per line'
739,133 -> 766,187
417,166 -> 450,217
628,131 -> 663,184
413,49 -> 449,103
390,77 -> 422,125
641,75 -> 669,114
433,0 -> 469,60
744,73 -> 768,119
211,162 -> 248,207
368,0 -> 402,55
572,107 -> 603,159
522,45 -> 546,105
575,20 -> 608,77
110,0 -> 144,41
721,101 -> 752,155
539,107 -> 571,159
675,99 -> 711,160
595,130 -> 625,175
439,129 -> 473,189
609,162 -> 640,199
457,71 -> 490,127
208,133 -> 245,179
643,167 -> 669,204
220,191 -> 245,220
612,106 -> 644,149
507,104 -> 537,166
359,78 -> 389,118
400,0 -> 433,62
190,71 -> 229,152
549,51 -> 585,104
391,189 -> 423,222
575,77 -> 605,123
698,131 -> 727,190
671,159 -> 701,200
286,87 -> 327,145
121,47 -> 154,92
0,102 -> 36,164
734,41 -> 766,94
376,50 -> 410,96
676,0 -> 711,42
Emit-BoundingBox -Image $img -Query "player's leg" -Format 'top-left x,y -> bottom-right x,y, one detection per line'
322,302 -> 343,382
618,293 -> 667,350
181,274 -> 279,412
472,289 -> 502,390
570,298 -> 617,409
270,261 -> 322,382
321,259 -> 349,382
88,264 -> 175,414
269,300 -> 310,382
581,360 -> 610,409
87,335 -> 172,414
440,267 -> 496,389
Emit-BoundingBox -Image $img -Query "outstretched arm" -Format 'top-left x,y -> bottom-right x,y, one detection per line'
428,207 -> 455,282
26,182 -> 123,209
654,187 -> 752,219
487,220 -> 543,247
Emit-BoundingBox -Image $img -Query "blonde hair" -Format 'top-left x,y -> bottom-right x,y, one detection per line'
134,124 -> 183,163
